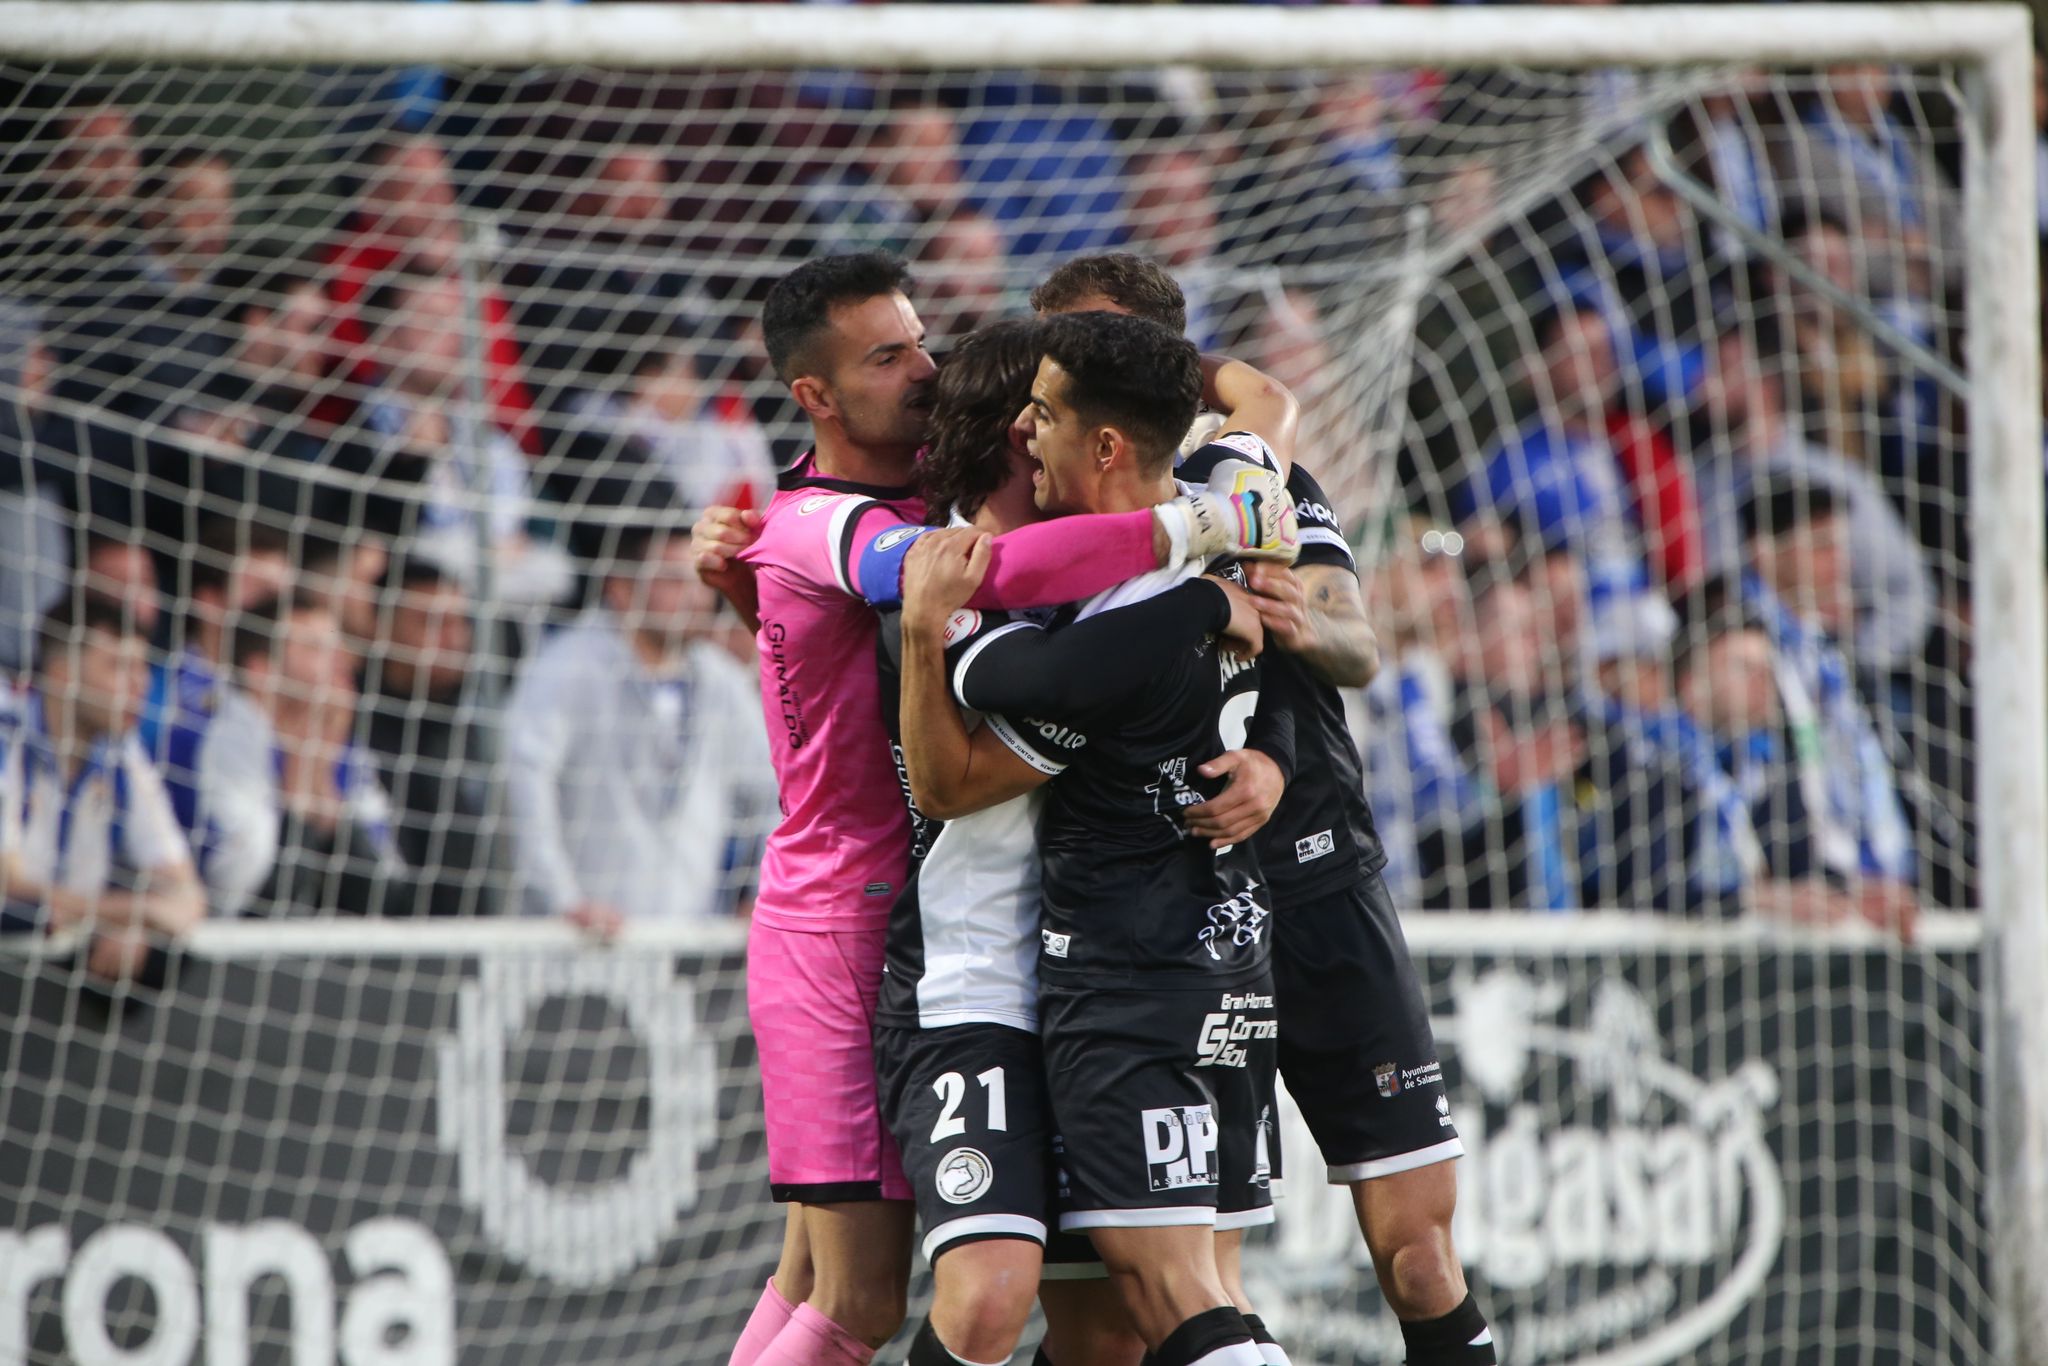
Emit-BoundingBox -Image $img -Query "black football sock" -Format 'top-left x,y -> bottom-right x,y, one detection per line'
1239,1313 -> 1291,1366
1399,1294 -> 1495,1365
910,1316 -> 1012,1366
1153,1307 -> 1261,1366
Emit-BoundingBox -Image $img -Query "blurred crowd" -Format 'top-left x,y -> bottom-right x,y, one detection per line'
0,36 -> 2024,972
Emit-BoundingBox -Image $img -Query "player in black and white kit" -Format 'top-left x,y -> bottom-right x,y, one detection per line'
872,320 -> 1289,1366
1032,256 -> 1497,1366
907,313 -> 1300,1366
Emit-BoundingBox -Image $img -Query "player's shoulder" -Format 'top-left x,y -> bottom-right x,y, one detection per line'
763,486 -> 876,529
1177,429 -> 1282,482
939,605 -> 1028,657
1284,460 -> 1355,569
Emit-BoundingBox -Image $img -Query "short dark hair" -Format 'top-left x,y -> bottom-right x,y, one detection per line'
34,592 -> 138,678
225,592 -> 293,675
377,553 -> 456,600
360,270 -> 444,339
761,252 -> 913,384
217,257 -> 324,323
918,318 -> 1044,523
600,523 -> 687,585
1671,574 -> 1767,682
187,515 -> 292,604
1738,478 -> 1843,544
1775,204 -> 1852,248
1031,254 -> 1187,335
1037,311 -> 1202,475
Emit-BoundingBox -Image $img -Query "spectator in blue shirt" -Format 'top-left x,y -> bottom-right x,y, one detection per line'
1673,579 -> 1915,939
1460,303 -> 1653,614
1738,482 -> 1920,910
1,593 -> 203,976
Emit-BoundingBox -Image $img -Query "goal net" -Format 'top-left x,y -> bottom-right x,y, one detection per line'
0,6 -> 2039,1365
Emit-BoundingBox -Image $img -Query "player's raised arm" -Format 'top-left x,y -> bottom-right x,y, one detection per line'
1200,354 -> 1300,472
843,466 -> 1297,614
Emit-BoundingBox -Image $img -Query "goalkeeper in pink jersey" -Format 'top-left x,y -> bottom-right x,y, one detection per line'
696,253 -> 1296,1366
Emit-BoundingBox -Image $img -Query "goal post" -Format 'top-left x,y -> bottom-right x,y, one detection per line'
0,4 -> 2040,1363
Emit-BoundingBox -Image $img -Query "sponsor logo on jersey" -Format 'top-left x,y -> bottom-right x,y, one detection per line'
1402,1059 -> 1445,1091
1196,883 -> 1270,961
1436,1095 -> 1454,1128
941,608 -> 981,647
796,494 -> 835,516
1041,929 -> 1071,958
1252,1105 -> 1274,1188
1142,1105 -> 1220,1191
1295,498 -> 1338,528
874,526 -> 918,552
1025,717 -> 1087,752
1374,1062 -> 1400,1097
936,1147 -> 994,1205
1195,993 -> 1278,1068
765,622 -> 806,750
1295,830 -> 1336,864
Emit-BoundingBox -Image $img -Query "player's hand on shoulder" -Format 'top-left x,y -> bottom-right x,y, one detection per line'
1205,576 -> 1265,661
691,504 -> 762,575
1243,562 -> 1314,653
1182,459 -> 1299,564
901,527 -> 991,638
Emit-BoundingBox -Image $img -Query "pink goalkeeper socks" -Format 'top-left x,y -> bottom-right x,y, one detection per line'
729,1279 -> 799,1366
753,1303 -> 877,1366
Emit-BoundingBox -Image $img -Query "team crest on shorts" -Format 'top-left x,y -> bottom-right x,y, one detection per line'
1374,1062 -> 1400,1098
936,1147 -> 994,1205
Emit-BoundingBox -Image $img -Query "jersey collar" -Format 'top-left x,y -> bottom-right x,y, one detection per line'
777,449 -> 916,501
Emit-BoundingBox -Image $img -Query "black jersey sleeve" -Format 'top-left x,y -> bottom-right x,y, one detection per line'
1242,646 -> 1305,782
1286,462 -> 1356,573
952,579 -> 1234,721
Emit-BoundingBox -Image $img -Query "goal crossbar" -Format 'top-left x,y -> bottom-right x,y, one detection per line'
0,2 -> 2030,70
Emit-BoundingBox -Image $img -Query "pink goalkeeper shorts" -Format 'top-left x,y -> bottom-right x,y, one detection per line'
747,920 -> 911,1203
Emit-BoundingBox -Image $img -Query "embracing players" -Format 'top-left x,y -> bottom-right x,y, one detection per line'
701,254 -> 1296,1366
894,311 -> 1293,1366
1032,255 -> 1496,1366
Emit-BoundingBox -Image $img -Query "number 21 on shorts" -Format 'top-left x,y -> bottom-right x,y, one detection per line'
931,1067 -> 1008,1141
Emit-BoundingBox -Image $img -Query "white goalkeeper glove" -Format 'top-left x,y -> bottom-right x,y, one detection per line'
1154,459 -> 1300,566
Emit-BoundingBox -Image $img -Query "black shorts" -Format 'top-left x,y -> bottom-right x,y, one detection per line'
1040,977 -> 1280,1233
875,1021 -> 1059,1262
1271,867 -> 1463,1182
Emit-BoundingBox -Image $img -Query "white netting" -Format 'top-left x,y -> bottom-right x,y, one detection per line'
0,16 -> 2030,1366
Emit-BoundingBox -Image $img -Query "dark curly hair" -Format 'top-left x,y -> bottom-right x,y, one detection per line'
917,319 -> 1045,524
761,251 -> 912,385
1030,253 -> 1187,335
1037,311 -> 1201,475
